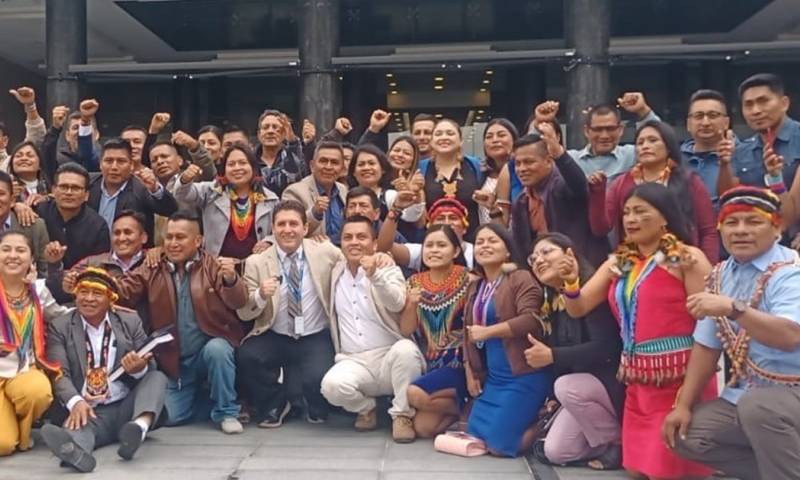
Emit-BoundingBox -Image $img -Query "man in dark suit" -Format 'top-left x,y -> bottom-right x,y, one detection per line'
87,137 -> 178,246
42,267 -> 168,473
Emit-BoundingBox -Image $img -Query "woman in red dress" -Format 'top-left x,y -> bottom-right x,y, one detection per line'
560,183 -> 717,479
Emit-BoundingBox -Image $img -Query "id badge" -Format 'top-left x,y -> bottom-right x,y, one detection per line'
293,316 -> 305,336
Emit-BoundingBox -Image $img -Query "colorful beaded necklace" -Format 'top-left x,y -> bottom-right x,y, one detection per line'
411,265 -> 469,364
630,159 -> 676,186
229,188 -> 255,241
708,258 -> 800,387
0,282 -> 55,373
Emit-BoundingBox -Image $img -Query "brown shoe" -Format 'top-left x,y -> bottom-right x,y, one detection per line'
354,408 -> 377,431
392,416 -> 415,443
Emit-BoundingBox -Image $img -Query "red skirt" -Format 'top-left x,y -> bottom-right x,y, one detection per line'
622,379 -> 717,479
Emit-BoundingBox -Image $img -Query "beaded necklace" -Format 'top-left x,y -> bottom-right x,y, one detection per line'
411,265 -> 470,366
0,282 -> 54,373
708,258 -> 800,387
471,275 -> 503,349
630,159 -> 676,186
229,188 -> 255,241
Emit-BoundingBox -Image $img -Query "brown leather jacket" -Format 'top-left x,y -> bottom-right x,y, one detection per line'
116,250 -> 248,378
464,268 -> 544,378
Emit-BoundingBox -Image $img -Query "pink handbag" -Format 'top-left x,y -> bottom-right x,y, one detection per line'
434,431 -> 488,457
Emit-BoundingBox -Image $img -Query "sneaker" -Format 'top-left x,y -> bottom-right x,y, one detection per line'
354,408 -> 377,432
117,421 -> 144,460
306,412 -> 326,424
220,417 -> 244,434
41,424 -> 97,473
258,401 -> 291,428
392,416 -> 415,444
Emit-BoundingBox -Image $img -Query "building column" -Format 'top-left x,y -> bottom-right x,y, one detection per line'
46,0 -> 87,112
564,0 -> 611,148
299,0 -> 341,133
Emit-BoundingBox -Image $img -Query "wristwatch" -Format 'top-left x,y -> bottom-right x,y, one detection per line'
729,300 -> 748,320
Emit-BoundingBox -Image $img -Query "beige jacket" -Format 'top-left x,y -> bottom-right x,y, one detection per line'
237,238 -> 343,340
281,175 -> 348,237
328,261 -> 407,354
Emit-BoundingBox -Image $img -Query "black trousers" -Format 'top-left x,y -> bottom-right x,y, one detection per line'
237,329 -> 334,420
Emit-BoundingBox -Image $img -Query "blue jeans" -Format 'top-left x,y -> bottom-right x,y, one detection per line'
165,337 -> 240,425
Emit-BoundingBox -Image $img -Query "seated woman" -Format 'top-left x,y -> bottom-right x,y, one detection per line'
8,142 -> 49,205
527,232 -> 624,470
401,225 -> 471,438
561,183 -> 717,480
463,223 -> 548,457
174,143 -> 279,259
0,230 -> 70,456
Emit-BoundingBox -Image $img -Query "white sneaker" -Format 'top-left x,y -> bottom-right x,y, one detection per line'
221,417 -> 244,434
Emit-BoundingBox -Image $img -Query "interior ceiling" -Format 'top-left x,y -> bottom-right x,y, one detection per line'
0,0 -> 796,73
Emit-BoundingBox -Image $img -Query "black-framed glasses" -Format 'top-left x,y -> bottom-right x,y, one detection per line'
687,111 -> 727,121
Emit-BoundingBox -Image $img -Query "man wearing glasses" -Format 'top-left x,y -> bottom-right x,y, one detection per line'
682,89 -> 736,205
532,92 -> 659,182
35,162 -> 110,269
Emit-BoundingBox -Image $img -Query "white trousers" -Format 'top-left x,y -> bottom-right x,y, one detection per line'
320,339 -> 425,418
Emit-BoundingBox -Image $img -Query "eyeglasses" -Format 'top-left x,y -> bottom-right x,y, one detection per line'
587,125 -> 621,134
55,184 -> 85,193
687,111 -> 727,121
527,246 -> 559,267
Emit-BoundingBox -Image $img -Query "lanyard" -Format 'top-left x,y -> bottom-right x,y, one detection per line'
85,321 -> 112,369
280,250 -> 304,302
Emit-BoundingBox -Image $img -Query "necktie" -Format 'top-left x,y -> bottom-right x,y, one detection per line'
287,252 -> 302,319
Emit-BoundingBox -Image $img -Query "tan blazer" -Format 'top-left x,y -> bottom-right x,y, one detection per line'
237,238 -> 344,340
281,175 -> 348,237
328,261 -> 408,354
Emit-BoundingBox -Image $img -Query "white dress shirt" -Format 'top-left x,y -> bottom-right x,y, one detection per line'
66,314 -> 147,411
334,267 -> 398,354
268,245 -> 327,338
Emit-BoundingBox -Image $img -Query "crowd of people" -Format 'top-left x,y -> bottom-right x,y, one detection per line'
0,71 -> 798,479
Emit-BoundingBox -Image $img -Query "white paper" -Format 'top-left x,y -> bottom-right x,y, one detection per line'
108,332 -> 174,382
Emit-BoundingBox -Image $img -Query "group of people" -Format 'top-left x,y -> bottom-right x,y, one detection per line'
0,71 -> 798,479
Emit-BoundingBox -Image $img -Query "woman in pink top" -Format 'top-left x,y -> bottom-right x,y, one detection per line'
588,121 -> 719,263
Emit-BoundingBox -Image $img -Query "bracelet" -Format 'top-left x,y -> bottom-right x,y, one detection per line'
764,173 -> 786,194
488,209 -> 503,219
562,277 -> 581,299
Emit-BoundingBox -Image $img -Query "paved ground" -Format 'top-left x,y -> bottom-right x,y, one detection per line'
1,413 -> 629,480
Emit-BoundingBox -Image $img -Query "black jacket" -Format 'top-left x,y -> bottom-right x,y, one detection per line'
87,174 -> 178,247
36,200 -> 110,269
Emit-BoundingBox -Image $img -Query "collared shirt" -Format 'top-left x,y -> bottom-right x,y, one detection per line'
270,245 -> 327,338
66,314 -> 147,411
173,269 -> 210,359
334,267 -> 398,354
313,181 -> 345,246
568,110 -> 660,181
111,250 -> 144,273
694,242 -> 800,404
680,138 -> 722,204
731,117 -> 800,187
0,215 -> 12,233
407,241 -> 474,272
98,180 -> 129,231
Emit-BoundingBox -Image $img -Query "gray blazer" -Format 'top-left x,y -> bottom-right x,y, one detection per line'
46,309 -> 153,407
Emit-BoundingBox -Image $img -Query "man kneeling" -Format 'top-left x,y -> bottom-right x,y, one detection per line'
321,216 -> 425,443
43,267 -> 167,472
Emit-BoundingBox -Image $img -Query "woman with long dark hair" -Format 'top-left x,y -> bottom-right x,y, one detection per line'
386,135 -> 426,242
463,223 -> 549,457
174,143 -> 279,259
0,231 -> 69,456
589,121 -> 719,263
527,232 -> 623,470
197,125 -> 224,167
9,142 -> 49,205
401,224 -> 470,438
560,183 -> 717,479
475,119 -> 518,224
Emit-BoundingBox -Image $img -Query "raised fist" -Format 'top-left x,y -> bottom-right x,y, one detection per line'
52,106 -> 70,129
617,92 -> 650,117
149,112 -> 171,134
334,117 -> 352,136
179,163 -> 203,184
369,110 -> 390,133
9,87 -> 35,106
172,130 -> 199,150
79,99 -> 99,120
534,101 -> 559,123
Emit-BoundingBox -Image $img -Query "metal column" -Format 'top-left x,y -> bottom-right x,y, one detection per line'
46,0 -> 87,112
299,0 -> 341,132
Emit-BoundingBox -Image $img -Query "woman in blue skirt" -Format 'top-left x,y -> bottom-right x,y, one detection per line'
464,223 -> 552,457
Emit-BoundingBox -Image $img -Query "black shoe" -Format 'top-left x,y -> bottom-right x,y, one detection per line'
257,401 -> 291,428
41,424 -> 96,473
306,411 -> 327,424
117,421 -> 144,460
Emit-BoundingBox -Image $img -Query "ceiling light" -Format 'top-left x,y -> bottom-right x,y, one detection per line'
480,88 -> 487,92
485,70 -> 494,75
389,82 -> 397,87
391,90 -> 398,95
482,79 -> 491,84
435,114 -> 443,118
386,73 -> 394,78
434,85 -> 444,90
434,76 -> 444,81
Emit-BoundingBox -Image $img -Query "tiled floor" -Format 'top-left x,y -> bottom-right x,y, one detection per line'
0,413 -> 630,480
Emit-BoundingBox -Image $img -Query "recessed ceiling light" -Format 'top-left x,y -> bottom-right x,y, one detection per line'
482,79 -> 491,84
485,70 -> 494,75
434,76 -> 444,81
480,88 -> 487,92
435,114 -> 443,118
386,73 -> 394,78
434,85 -> 444,90
477,110 -> 485,114
391,90 -> 398,95
389,82 -> 397,87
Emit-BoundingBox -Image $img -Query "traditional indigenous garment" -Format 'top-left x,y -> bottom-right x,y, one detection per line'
0,280 -> 61,455
408,265 -> 470,405
219,186 -> 261,259
608,234 -> 715,478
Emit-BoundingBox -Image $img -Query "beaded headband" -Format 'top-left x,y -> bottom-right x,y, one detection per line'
717,186 -> 781,227
73,267 -> 120,303
427,198 -> 469,228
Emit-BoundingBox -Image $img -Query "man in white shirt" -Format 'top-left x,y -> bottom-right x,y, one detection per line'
42,267 -> 167,472
321,216 -> 424,442
237,200 -> 342,427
